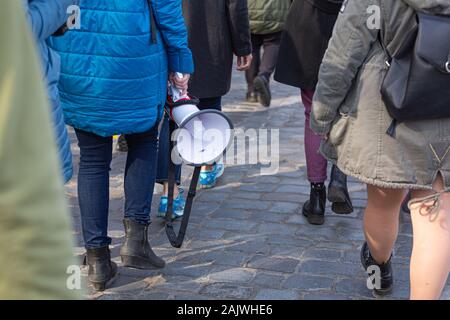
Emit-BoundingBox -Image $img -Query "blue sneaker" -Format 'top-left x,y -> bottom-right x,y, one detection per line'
199,164 -> 225,189
157,188 -> 185,219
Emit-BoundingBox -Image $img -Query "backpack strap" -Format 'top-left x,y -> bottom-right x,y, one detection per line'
146,0 -> 157,44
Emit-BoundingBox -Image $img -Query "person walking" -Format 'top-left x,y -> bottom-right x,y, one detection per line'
312,0 -> 450,299
50,0 -> 193,291
156,0 -> 252,218
26,0 -> 76,184
275,0 -> 353,226
0,0 -> 80,299
245,0 -> 291,107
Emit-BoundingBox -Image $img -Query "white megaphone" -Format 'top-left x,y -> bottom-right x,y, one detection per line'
166,73 -> 234,166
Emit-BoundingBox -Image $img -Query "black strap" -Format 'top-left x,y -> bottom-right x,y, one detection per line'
147,0 -> 157,44
165,120 -> 201,248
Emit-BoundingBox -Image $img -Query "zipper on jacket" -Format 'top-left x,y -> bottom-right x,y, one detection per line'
147,0 -> 157,44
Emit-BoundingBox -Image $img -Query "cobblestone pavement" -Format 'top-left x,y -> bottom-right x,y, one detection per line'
66,69 -> 450,300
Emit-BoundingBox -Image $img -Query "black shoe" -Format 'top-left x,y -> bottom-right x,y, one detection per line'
360,242 -> 393,296
116,134 -> 128,152
253,75 -> 271,107
327,165 -> 353,214
246,91 -> 259,103
86,246 -> 118,292
120,219 -> 166,269
302,183 -> 326,225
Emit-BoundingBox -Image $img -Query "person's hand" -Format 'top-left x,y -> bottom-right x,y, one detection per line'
236,54 -> 253,71
170,73 -> 190,96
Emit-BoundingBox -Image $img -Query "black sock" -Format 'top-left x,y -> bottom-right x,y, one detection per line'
311,182 -> 325,189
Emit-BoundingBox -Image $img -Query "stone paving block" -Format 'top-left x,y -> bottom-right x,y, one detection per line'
302,292 -> 350,300
222,199 -> 272,210
196,192 -> 229,202
275,185 -> 311,195
255,289 -> 300,300
238,183 -> 278,193
296,225 -> 340,241
230,191 -> 262,200
204,218 -> 259,232
252,272 -> 286,289
149,276 -> 205,293
269,245 -> 305,260
265,234 -> 314,247
299,260 -> 364,278
196,250 -> 250,267
208,267 -> 255,283
200,283 -> 254,299
249,211 -> 288,223
163,262 -> 214,279
335,278 -> 375,299
283,274 -> 334,291
258,222 -> 298,235
210,208 -> 250,220
248,255 -> 299,273
225,238 -> 270,255
261,192 -> 308,203
303,248 -> 342,261
269,202 -> 300,214
195,229 -> 227,240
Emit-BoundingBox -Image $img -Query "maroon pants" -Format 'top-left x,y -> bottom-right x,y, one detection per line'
301,89 -> 327,183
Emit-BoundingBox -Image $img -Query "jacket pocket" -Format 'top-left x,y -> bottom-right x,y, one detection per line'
328,112 -> 350,147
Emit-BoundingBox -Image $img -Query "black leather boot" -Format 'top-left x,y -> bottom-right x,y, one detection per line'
253,75 -> 271,107
120,219 -> 166,269
360,242 -> 393,296
327,165 -> 354,214
86,246 -> 118,292
302,183 -> 326,225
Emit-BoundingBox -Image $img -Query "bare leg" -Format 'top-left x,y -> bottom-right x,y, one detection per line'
410,175 -> 450,300
363,185 -> 406,263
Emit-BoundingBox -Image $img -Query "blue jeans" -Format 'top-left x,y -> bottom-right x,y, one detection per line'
156,97 -> 222,184
75,125 -> 159,249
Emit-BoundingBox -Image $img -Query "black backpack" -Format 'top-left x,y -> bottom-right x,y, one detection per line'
380,12 -> 450,137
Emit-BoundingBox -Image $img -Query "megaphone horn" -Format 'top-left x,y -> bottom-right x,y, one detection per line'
166,73 -> 234,166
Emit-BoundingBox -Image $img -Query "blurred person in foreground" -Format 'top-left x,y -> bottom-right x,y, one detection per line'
0,0 -> 80,299
50,0 -> 193,291
312,0 -> 450,299
154,0 -> 252,218
245,0 -> 291,106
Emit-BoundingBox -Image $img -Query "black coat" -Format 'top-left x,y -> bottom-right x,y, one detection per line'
274,0 -> 343,90
183,0 -> 252,99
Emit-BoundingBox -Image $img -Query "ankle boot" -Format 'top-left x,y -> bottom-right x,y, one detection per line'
327,165 -> 354,214
120,219 -> 165,269
360,242 -> 393,296
302,183 -> 326,225
86,246 -> 118,292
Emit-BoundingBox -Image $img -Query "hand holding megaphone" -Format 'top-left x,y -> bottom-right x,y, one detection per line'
170,72 -> 190,100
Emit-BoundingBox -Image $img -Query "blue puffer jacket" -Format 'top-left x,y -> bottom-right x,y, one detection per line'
26,0 -> 76,183
49,0 -> 194,137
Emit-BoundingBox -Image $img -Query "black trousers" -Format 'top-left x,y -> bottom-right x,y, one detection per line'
245,32 -> 282,92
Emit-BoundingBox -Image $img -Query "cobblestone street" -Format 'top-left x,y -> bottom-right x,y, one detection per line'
66,70 -> 450,300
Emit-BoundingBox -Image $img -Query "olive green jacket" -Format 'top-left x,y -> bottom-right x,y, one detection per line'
248,0 -> 292,34
0,0 -> 81,299
311,0 -> 450,190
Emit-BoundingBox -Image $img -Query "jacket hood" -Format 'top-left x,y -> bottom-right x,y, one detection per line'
403,0 -> 450,15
